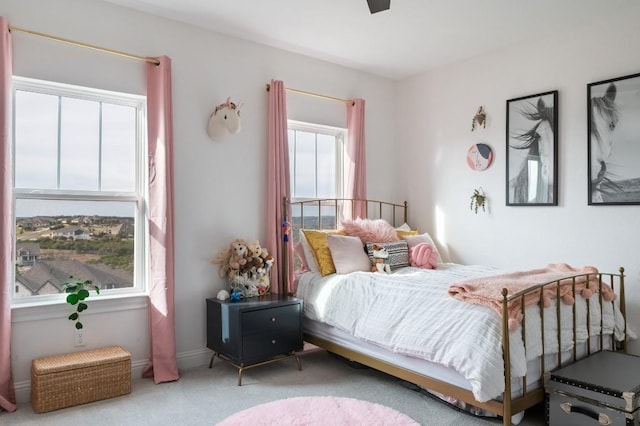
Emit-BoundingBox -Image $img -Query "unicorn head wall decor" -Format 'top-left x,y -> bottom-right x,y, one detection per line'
207,97 -> 243,141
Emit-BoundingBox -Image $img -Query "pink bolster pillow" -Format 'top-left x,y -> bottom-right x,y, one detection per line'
409,243 -> 438,269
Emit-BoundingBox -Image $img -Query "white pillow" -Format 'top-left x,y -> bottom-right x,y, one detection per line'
327,234 -> 371,274
299,229 -> 320,273
396,222 -> 412,231
401,232 -> 442,265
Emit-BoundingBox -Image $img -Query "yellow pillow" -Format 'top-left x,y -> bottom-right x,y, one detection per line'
301,229 -> 346,276
396,229 -> 419,239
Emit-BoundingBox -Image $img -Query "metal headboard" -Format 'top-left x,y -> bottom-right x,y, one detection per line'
282,197 -> 408,293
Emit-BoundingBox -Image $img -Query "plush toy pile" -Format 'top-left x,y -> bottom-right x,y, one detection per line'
211,239 -> 273,298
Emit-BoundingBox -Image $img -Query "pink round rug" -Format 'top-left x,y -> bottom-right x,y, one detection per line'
216,396 -> 419,425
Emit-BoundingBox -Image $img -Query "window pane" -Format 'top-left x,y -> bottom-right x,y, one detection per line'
60,97 -> 100,190
14,199 -> 135,298
102,103 -> 136,191
316,134 -> 336,198
294,131 -> 316,198
14,90 -> 59,189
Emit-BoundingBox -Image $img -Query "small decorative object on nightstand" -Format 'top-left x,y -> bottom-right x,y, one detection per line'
206,294 -> 303,385
545,350 -> 640,425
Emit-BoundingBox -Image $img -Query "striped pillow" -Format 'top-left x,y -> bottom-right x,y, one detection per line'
365,241 -> 409,271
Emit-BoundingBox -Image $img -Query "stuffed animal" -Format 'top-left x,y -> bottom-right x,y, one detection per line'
228,240 -> 248,270
231,274 -> 259,298
370,244 -> 391,274
240,255 -> 264,278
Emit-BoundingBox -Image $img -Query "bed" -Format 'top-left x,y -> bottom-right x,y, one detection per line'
283,197 -> 633,426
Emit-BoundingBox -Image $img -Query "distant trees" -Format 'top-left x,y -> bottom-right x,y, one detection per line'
36,236 -> 133,272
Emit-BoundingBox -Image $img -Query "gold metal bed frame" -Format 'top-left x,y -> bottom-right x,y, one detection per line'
283,197 -> 628,426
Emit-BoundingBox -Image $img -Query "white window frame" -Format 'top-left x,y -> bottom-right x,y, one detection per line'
11,76 -> 148,307
287,119 -> 345,201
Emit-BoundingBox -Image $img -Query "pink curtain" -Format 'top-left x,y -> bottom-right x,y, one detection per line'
0,17 -> 16,413
142,56 -> 179,384
344,99 -> 367,219
266,80 -> 293,295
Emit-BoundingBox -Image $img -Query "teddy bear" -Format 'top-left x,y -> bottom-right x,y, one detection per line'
228,240 -> 248,271
245,240 -> 270,276
370,244 -> 391,274
246,241 -> 263,260
239,254 -> 263,278
211,241 -> 246,278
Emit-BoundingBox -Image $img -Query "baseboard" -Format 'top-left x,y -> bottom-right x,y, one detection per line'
14,347 -> 214,404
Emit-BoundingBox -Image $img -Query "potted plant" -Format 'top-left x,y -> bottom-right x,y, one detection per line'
470,188 -> 487,214
63,276 -> 100,329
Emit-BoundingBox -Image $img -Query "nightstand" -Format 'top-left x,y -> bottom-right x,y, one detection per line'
206,294 -> 303,385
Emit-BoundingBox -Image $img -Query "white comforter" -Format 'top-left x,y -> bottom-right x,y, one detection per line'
295,263 -> 632,402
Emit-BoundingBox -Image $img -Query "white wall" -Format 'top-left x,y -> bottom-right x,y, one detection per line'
3,0 -> 398,402
7,0 -> 640,404
397,5 -> 640,354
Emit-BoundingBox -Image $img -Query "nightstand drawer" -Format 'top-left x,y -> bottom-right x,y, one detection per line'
243,332 -> 301,363
241,304 -> 300,334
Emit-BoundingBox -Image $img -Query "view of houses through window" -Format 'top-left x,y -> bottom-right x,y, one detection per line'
12,77 -> 146,301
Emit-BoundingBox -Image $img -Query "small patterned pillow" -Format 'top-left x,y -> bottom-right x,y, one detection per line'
365,241 -> 409,271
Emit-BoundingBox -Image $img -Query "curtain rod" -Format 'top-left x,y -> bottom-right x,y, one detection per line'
265,83 -> 353,105
8,25 -> 160,65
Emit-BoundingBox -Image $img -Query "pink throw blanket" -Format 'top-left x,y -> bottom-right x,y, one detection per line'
448,263 -> 615,331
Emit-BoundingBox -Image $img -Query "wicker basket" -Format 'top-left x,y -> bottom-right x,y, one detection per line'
31,346 -> 131,413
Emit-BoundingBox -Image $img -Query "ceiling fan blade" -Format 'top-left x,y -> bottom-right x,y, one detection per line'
367,0 -> 390,14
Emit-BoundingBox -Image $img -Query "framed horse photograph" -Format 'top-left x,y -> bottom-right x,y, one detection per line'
506,90 -> 558,206
588,72 -> 640,205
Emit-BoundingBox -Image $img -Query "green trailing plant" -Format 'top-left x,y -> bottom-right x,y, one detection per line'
470,188 -> 487,214
63,276 -> 100,329
471,106 -> 487,131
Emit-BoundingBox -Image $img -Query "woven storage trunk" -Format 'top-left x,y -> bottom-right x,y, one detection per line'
31,346 -> 131,413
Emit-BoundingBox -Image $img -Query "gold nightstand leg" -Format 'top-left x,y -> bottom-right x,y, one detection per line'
209,352 -> 217,368
238,367 -> 244,386
211,352 -> 302,385
294,354 -> 302,371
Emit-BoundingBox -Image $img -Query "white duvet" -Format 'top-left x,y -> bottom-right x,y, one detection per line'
295,263 -> 632,402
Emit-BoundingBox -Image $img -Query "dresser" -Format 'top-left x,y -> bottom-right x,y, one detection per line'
206,294 -> 303,385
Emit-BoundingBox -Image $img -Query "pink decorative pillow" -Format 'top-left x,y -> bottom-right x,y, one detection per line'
341,218 -> 399,244
402,232 -> 442,265
327,234 -> 371,274
409,243 -> 438,269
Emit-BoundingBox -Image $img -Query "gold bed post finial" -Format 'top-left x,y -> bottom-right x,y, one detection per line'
403,201 -> 408,225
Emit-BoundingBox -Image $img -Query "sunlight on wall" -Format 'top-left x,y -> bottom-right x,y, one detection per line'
435,204 -> 446,247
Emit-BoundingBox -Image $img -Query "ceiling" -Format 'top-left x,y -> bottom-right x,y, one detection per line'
102,0 -> 631,80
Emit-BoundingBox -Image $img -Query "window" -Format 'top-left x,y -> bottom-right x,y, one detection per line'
288,120 -> 345,199
12,77 -> 147,303
288,120 -> 345,230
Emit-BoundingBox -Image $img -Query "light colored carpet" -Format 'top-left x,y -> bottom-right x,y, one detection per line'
217,396 -> 420,425
3,349 -> 545,425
